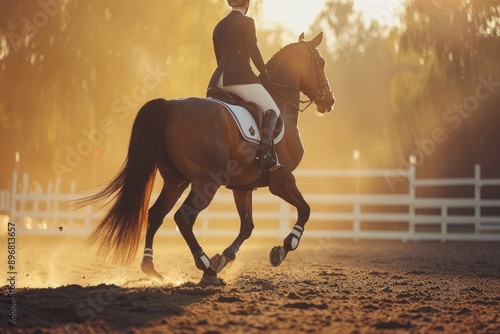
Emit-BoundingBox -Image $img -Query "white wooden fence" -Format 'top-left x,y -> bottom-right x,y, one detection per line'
1,165 -> 500,241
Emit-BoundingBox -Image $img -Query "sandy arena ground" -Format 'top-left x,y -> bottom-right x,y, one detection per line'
1,236 -> 499,333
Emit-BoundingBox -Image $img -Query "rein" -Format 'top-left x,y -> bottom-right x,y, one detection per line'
267,41 -> 329,112
268,81 -> 315,112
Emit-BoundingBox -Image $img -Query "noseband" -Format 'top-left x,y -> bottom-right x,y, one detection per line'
269,41 -> 331,112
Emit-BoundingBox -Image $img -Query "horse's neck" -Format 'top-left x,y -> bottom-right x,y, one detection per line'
272,88 -> 300,128
272,86 -> 304,167
265,58 -> 301,127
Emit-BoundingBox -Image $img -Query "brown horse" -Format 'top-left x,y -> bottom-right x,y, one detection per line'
83,32 -> 335,284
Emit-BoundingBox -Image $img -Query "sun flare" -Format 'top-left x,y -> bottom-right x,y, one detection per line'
260,0 -> 327,36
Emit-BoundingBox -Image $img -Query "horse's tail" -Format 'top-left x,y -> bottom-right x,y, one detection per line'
80,98 -> 168,265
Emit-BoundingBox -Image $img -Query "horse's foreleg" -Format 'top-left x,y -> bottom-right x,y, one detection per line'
211,189 -> 254,273
141,177 -> 188,282
269,173 -> 310,267
173,184 -> 221,285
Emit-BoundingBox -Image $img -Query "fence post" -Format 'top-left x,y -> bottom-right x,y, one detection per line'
408,162 -> 416,241
474,164 -> 481,234
353,202 -> 360,241
441,206 -> 447,242
9,170 -> 18,224
9,152 -> 21,225
353,156 -> 360,240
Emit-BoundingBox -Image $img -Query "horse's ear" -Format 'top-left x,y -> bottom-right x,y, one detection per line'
310,32 -> 323,48
299,32 -> 305,41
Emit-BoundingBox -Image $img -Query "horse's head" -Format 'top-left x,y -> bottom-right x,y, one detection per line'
297,32 -> 335,114
266,33 -> 335,114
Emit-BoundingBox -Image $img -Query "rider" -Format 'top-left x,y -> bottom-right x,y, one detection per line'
208,0 -> 282,171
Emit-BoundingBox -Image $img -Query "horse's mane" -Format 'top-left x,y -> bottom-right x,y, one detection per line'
266,41 -> 302,70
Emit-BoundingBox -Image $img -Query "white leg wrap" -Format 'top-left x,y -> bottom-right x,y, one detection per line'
193,250 -> 211,270
200,253 -> 211,269
143,248 -> 154,258
290,225 -> 304,250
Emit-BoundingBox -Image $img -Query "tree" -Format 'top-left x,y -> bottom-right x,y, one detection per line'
392,0 -> 500,178
0,0 -> 227,188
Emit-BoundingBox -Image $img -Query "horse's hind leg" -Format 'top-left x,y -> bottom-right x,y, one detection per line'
141,173 -> 189,281
211,189 -> 254,273
173,183 -> 221,285
269,173 -> 310,267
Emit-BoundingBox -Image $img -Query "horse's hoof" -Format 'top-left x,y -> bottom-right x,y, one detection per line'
210,253 -> 229,273
141,259 -> 164,282
199,273 -> 222,286
269,246 -> 287,267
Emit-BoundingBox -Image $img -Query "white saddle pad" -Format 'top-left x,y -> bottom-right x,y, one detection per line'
207,98 -> 284,145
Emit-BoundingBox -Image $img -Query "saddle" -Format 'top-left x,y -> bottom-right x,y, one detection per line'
206,87 -> 263,129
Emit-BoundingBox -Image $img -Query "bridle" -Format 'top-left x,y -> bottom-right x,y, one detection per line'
268,41 -> 331,112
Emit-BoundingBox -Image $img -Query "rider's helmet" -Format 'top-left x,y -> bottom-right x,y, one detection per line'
227,0 -> 249,7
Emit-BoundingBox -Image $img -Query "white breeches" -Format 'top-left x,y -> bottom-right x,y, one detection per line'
216,74 -> 281,116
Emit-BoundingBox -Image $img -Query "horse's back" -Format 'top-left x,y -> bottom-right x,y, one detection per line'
165,97 -> 235,137
168,96 -> 216,109
161,97 -> 262,187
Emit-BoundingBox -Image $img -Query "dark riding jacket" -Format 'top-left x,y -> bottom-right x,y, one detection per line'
208,10 -> 267,88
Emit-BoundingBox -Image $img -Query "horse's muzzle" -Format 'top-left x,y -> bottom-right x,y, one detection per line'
318,91 -> 335,113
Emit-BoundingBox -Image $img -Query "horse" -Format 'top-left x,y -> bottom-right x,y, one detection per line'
81,32 -> 335,285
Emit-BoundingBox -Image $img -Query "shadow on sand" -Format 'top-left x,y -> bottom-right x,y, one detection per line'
2,282 -> 218,332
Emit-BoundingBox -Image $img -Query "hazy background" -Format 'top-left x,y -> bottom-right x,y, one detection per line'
1,0 -> 499,192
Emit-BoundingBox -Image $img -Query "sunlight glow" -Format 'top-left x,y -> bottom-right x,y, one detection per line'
260,0 -> 326,36
0,35 -> 8,60
260,0 -> 405,35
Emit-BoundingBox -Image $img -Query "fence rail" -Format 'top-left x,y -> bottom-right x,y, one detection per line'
1,165 -> 500,241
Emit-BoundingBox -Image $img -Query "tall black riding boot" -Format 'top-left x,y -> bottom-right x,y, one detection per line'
257,109 -> 284,171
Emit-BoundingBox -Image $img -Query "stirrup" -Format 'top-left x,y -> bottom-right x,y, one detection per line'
268,153 -> 284,172
258,152 -> 284,172
268,162 -> 284,172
